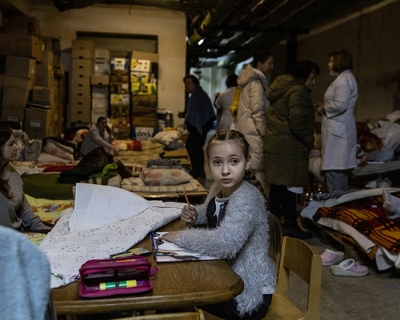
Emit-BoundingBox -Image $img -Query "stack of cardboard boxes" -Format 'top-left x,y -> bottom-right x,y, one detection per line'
110,57 -> 130,138
130,51 -> 158,140
0,17 -> 66,139
71,40 -> 94,123
91,48 -> 110,123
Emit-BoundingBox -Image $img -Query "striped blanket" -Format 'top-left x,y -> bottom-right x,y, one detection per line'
314,192 -> 400,253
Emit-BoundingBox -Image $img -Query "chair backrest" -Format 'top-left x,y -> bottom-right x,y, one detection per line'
276,236 -> 322,320
115,310 -> 205,320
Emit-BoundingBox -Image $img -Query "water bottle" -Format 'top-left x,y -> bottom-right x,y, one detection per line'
316,184 -> 324,201
303,186 -> 314,207
165,111 -> 174,128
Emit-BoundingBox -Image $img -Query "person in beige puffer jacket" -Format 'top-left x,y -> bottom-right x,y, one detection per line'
236,50 -> 274,189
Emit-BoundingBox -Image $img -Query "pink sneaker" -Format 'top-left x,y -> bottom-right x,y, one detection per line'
321,249 -> 344,266
330,259 -> 369,277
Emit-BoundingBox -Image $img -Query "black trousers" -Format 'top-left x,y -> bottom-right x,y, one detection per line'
201,294 -> 272,320
268,184 -> 297,226
185,120 -> 214,178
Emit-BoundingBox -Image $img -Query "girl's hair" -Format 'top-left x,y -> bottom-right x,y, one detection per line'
286,60 -> 320,82
328,49 -> 353,72
183,74 -> 200,86
250,49 -> 273,68
0,126 -> 14,199
206,130 -> 282,260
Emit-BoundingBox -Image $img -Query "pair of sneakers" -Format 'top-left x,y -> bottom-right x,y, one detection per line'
321,249 -> 369,277
365,177 -> 391,189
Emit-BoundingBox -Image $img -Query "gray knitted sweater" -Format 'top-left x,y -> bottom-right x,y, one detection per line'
176,181 -> 277,316
0,164 -> 46,231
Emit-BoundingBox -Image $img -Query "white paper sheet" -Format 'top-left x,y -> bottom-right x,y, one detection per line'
69,183 -> 151,232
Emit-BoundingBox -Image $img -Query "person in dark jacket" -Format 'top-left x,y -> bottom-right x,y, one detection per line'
264,61 -> 320,239
178,74 -> 216,179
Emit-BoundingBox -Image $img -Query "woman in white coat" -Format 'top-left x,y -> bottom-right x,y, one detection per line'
316,49 -> 358,192
236,50 -> 274,189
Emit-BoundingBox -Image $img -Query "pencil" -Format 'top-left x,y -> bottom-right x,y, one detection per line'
183,188 -> 195,219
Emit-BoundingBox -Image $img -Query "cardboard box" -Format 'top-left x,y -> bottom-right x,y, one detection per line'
112,125 -> 131,139
130,71 -> 151,84
35,69 -> 54,87
110,58 -> 129,71
131,83 -> 157,95
43,37 -> 61,54
4,76 -> 33,91
72,59 -> 94,78
92,98 -> 109,110
92,86 -> 109,99
131,94 -> 157,111
37,51 -> 53,71
24,107 -> 50,131
3,17 -> 41,37
71,92 -> 91,107
1,107 -> 24,123
95,48 -> 110,61
94,61 -> 110,75
132,116 -> 158,128
91,108 -> 108,123
111,104 -> 130,126
130,59 -> 151,72
110,82 -> 129,94
91,75 -> 110,86
111,94 -> 130,105
131,51 -> 158,63
32,86 -> 55,104
72,40 -> 95,59
70,102 -> 91,123
71,77 -> 91,89
0,34 -> 43,61
134,127 -> 154,141
5,56 -> 36,79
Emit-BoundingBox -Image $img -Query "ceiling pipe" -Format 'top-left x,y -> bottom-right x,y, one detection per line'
187,0 -> 243,46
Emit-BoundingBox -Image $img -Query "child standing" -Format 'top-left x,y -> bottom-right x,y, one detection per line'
161,130 -> 282,320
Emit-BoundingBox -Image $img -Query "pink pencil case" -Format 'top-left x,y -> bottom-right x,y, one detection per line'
79,255 -> 157,298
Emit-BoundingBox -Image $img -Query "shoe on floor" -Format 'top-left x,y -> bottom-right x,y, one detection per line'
330,259 -> 369,277
321,249 -> 344,266
365,179 -> 382,189
284,224 -> 313,240
379,177 -> 392,188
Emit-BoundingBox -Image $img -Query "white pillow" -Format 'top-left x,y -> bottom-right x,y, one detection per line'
140,168 -> 192,186
43,140 -> 74,161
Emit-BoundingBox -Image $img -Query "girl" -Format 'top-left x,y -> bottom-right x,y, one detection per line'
161,130 -> 282,320
0,126 -> 52,233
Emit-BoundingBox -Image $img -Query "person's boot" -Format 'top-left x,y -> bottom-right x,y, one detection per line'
284,222 -> 313,240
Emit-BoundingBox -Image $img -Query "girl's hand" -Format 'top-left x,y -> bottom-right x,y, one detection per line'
160,231 -> 180,243
181,205 -> 197,224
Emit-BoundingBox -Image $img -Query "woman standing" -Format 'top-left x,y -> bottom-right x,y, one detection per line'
178,74 -> 216,179
0,126 -> 52,233
317,50 -> 358,192
264,61 -> 320,239
236,50 -> 274,189
214,74 -> 238,131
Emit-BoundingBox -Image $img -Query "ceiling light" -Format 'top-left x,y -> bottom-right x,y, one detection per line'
198,39 -> 204,45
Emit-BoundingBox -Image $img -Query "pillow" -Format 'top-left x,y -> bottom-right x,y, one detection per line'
140,168 -> 192,186
37,152 -> 72,164
152,130 -> 181,146
43,139 -> 74,161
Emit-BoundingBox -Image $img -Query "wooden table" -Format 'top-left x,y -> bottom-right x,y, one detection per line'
52,219 -> 244,316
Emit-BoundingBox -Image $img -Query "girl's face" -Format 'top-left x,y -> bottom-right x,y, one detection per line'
208,142 -> 251,198
257,56 -> 274,75
1,134 -> 19,162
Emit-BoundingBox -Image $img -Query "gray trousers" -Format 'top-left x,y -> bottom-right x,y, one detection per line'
324,170 -> 348,192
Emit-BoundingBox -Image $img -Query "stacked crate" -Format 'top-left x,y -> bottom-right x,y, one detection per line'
110,57 -> 130,138
71,40 -> 94,123
91,48 -> 110,123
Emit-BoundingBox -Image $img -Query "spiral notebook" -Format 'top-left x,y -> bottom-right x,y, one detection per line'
150,232 -> 218,263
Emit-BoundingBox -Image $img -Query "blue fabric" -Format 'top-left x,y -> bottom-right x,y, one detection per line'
185,85 -> 215,135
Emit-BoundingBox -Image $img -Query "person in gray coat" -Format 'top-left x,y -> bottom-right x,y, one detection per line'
161,130 -> 282,320
315,49 -> 358,192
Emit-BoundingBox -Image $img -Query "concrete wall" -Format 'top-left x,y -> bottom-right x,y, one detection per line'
297,0 -> 400,123
29,3 -> 187,126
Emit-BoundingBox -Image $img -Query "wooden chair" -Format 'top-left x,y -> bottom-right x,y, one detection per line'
263,236 -> 322,320
114,309 -> 205,320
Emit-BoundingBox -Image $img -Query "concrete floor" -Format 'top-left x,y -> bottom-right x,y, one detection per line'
201,129 -> 400,320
